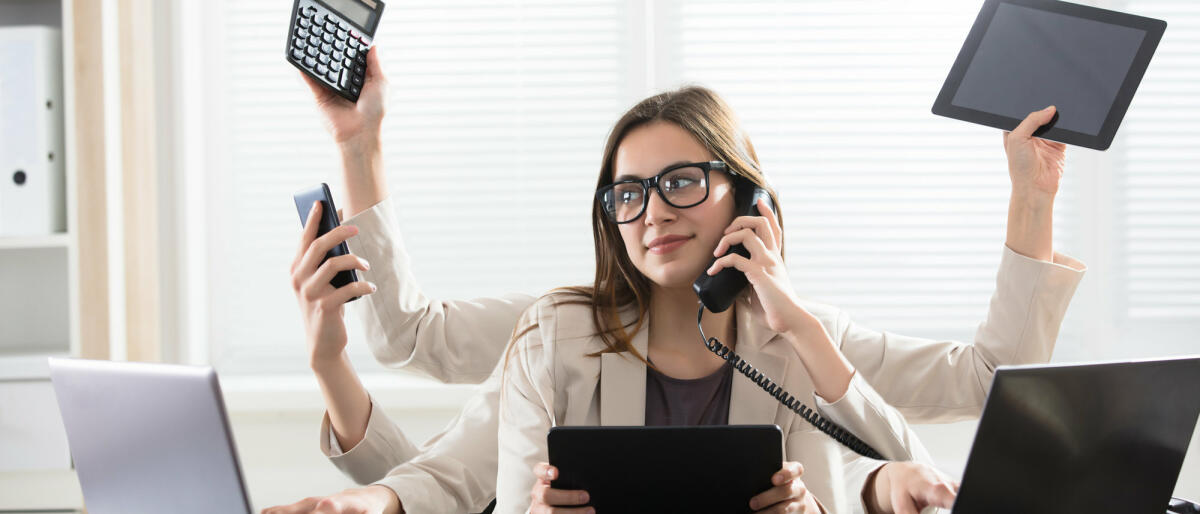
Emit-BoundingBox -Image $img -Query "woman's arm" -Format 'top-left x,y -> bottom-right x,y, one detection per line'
291,201 -> 376,448
1003,105 -> 1064,262
495,304 -> 558,514
301,46 -> 535,385
827,107 -> 1085,425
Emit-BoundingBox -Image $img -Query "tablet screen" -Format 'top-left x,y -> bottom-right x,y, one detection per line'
950,3 -> 1147,136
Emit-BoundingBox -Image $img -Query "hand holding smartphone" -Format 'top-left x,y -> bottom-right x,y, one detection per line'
294,183 -> 362,302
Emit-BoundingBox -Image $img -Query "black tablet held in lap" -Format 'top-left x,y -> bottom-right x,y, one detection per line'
548,425 -> 782,514
932,0 -> 1166,151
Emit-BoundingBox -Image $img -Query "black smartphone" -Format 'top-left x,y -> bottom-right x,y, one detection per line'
692,174 -> 775,313
293,183 -> 360,302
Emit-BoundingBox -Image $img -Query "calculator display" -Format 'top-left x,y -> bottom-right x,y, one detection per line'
322,0 -> 372,29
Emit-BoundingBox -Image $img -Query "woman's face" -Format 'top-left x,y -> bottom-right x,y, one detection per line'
612,120 -> 737,290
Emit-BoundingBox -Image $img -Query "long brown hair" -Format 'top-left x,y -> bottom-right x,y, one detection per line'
511,85 -> 783,368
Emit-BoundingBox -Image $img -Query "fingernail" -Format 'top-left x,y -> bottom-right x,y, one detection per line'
749,499 -> 759,510
368,282 -> 377,292
579,492 -> 589,503
775,473 -> 783,485
1044,105 -> 1055,111
362,259 -> 370,270
549,468 -> 557,479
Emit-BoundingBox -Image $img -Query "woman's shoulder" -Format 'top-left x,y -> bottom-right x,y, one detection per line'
516,286 -> 607,345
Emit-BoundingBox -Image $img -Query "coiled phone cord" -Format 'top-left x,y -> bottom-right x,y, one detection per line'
697,304 -> 884,460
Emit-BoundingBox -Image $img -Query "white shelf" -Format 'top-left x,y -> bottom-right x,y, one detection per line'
0,233 -> 69,250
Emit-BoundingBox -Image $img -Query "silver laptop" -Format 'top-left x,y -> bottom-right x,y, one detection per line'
48,358 -> 253,514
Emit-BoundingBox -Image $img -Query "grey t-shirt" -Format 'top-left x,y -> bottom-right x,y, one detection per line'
644,360 -> 734,426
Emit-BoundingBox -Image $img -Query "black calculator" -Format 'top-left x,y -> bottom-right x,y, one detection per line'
286,0 -> 385,103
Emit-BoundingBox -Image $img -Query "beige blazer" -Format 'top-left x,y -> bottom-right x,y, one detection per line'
496,292 -> 931,514
325,196 -> 1086,513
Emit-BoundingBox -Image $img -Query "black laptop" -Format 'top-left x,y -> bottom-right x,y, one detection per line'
952,356 -> 1200,513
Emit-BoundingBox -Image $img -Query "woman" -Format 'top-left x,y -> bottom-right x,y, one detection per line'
267,48 -> 1085,514
495,86 -> 961,514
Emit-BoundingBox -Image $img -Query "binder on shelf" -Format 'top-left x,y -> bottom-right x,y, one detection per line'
0,26 -> 65,237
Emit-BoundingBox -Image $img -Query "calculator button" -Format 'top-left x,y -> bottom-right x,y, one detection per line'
318,53 -> 331,65
354,65 -> 365,76
332,51 -> 345,62
339,69 -> 351,88
334,40 -> 346,52
320,43 -> 333,54
351,74 -> 363,87
337,29 -> 348,40
350,85 -> 361,97
291,48 -> 304,61
294,28 -> 308,38
349,30 -> 358,39
317,63 -> 329,75
322,33 -> 335,44
331,61 -> 342,72
304,56 -> 317,68
344,57 -> 354,67
327,69 -> 339,83
299,18 -> 312,29
346,48 -> 357,59
306,46 -> 319,57
347,38 -> 359,50
302,6 -> 316,17
315,14 -> 326,25
294,38 -> 307,49
355,53 -> 367,66
325,21 -> 337,33
338,20 -> 349,30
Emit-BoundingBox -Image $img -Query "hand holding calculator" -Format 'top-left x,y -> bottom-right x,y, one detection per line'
286,0 -> 385,103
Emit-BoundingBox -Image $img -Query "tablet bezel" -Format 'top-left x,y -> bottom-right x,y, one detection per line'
931,0 -> 1166,151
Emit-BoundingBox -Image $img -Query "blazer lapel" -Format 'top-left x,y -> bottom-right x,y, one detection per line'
599,324 -> 649,426
728,298 -> 790,425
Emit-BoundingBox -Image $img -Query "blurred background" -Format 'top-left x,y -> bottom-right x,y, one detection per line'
0,0 -> 1196,510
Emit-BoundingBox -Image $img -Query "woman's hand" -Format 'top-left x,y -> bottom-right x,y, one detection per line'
261,485 -> 402,514
291,201 -> 376,370
530,462 -> 593,514
865,461 -> 958,514
749,461 -> 821,513
707,198 -> 810,336
707,198 -> 855,401
1002,106 -> 1065,262
299,46 -> 389,147
299,46 -> 390,216
1004,105 -> 1066,199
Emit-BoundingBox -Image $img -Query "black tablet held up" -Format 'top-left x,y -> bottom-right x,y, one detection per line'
932,0 -> 1166,151
548,425 -> 782,514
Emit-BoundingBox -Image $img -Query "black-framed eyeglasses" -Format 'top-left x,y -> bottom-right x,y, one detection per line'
596,161 -> 733,224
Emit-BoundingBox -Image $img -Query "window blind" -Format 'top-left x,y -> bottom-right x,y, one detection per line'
1122,0 -> 1200,319
661,0 -> 1078,344
205,0 -> 1197,375
213,0 -> 630,373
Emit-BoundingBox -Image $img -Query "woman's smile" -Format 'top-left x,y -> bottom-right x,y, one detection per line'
646,234 -> 694,255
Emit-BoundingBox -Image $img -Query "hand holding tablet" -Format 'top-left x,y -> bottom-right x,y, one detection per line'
933,0 -> 1166,150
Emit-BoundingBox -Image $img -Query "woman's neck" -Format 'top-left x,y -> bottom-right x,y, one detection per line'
646,284 -> 735,379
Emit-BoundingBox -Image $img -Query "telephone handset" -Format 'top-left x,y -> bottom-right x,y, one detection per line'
691,174 -> 885,460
